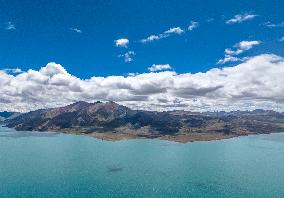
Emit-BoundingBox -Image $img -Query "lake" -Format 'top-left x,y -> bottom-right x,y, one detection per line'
0,126 -> 284,198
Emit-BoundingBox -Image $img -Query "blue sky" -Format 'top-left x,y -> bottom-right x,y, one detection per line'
1,0 -> 283,78
1,0 -> 284,112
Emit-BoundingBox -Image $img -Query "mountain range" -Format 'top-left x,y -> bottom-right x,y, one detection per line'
3,101 -> 284,143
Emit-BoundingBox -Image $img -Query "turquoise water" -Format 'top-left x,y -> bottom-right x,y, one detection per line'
0,126 -> 284,198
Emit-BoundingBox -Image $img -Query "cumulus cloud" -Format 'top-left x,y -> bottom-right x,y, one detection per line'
188,21 -> 198,31
118,51 -> 135,62
218,40 -> 261,64
115,38 -> 129,47
141,35 -> 160,43
164,27 -> 184,34
69,27 -> 82,33
226,14 -> 257,24
148,64 -> 172,72
237,40 -> 261,51
140,27 -> 184,43
5,21 -> 15,30
0,54 -> 284,112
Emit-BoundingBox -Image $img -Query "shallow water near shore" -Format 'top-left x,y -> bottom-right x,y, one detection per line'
0,126 -> 284,198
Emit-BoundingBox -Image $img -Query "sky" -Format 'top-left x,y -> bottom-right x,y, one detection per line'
0,0 -> 284,112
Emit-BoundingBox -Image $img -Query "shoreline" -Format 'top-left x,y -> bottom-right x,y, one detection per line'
54,127 -> 284,143
59,130 -> 244,143
3,126 -> 283,143
58,130 -> 284,143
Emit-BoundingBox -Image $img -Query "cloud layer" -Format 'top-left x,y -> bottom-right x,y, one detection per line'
1,54 -> 284,112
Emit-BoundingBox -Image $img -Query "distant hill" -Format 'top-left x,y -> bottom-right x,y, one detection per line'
0,111 -> 16,118
5,101 -> 284,143
0,111 -> 20,122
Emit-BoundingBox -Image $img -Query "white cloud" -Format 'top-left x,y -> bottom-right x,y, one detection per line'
164,27 -> 184,34
188,21 -> 198,31
2,68 -> 23,74
115,38 -> 129,47
224,48 -> 243,56
218,40 -> 261,64
206,18 -> 214,23
279,36 -> 284,42
217,55 -> 243,64
140,35 -> 160,43
5,21 -> 15,30
263,21 -> 284,28
140,27 -> 184,43
70,28 -> 82,33
118,51 -> 135,62
226,14 -> 257,24
0,54 -> 284,112
237,40 -> 261,51
148,64 -> 172,72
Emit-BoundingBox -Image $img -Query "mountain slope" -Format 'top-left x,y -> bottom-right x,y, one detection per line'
6,101 -> 181,134
0,111 -> 21,122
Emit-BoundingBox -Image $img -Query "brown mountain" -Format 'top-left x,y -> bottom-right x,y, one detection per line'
5,101 -> 284,143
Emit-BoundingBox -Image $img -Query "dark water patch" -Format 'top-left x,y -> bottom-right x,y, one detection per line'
107,166 -> 124,173
159,171 -> 169,177
0,131 -> 58,138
